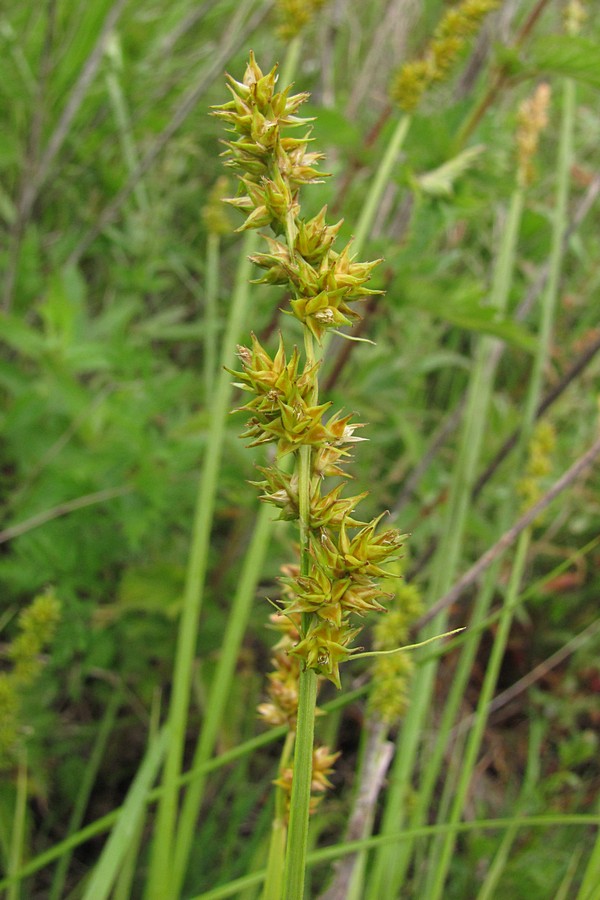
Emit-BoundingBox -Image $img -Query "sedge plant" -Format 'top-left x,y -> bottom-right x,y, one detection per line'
212,52 -> 407,898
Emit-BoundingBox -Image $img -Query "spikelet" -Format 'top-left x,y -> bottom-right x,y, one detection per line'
276,0 -> 328,41
368,567 -> 423,726
516,83 -> 551,188
1,590 -> 61,762
390,0 -> 499,112
517,421 -> 556,518
216,56 -> 405,690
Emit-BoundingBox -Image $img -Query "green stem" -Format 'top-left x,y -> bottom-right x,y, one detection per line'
279,36 -> 302,91
145,235 -> 258,900
577,798 -> 600,900
263,730 -> 296,900
8,752 -> 27,900
171,501 -> 275,894
386,186 -> 525,890
83,727 -> 169,900
0,691 -> 369,896
352,115 -> 410,256
283,667 -> 318,900
205,232 -> 220,398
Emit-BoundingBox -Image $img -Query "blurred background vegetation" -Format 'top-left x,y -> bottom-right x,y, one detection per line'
1,0 -> 599,897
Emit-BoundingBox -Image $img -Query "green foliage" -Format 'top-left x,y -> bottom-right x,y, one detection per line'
0,0 -> 599,897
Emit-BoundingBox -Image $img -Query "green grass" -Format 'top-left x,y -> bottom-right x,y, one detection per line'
1,1 -> 600,897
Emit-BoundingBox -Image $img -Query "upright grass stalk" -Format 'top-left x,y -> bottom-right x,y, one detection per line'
366,204 -> 520,894
7,752 -> 27,900
263,730 -> 296,900
282,668 -> 319,899
577,797 -> 600,900
145,238 -> 257,900
204,232 -> 220,397
425,73 -> 575,898
170,501 -> 277,893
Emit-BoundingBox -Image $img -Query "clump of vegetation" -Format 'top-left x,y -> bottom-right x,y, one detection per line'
1,0 -> 600,897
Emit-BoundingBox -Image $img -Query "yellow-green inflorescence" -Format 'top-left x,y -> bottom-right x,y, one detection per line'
368,563 -> 424,727
275,0 -> 328,42
517,420 -> 556,517
0,589 -> 61,762
213,53 -> 406,691
390,0 -> 499,112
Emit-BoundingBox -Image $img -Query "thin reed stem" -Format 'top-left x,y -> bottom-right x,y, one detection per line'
263,730 -> 296,900
476,720 -> 544,900
205,232 -> 220,397
171,502 -> 275,891
145,237 -> 258,900
283,667 -> 318,900
352,115 -> 410,255
7,752 -> 27,900
426,530 -> 531,898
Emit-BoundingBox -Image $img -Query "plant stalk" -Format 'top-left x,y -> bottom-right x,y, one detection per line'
283,666 -> 318,900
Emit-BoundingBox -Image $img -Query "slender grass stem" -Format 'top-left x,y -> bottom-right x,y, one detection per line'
352,115 -> 410,256
263,730 -> 295,900
476,720 -> 544,900
7,752 -> 27,900
145,236 -> 258,900
0,690 -> 367,894
82,727 -> 169,900
192,815 -> 600,900
577,798 -> 600,900
170,505 -> 275,891
427,530 -> 531,899
104,54 -> 149,213
368,152 -> 529,895
204,232 -> 220,398
283,667 -> 318,900
279,36 -> 302,89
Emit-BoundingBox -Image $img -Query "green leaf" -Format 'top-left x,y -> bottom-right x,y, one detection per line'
417,145 -> 485,198
443,309 -> 536,353
81,727 -> 169,900
0,314 -> 46,358
529,35 -> 600,89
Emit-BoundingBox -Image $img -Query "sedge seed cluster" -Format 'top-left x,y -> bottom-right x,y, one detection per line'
213,54 -> 405,691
